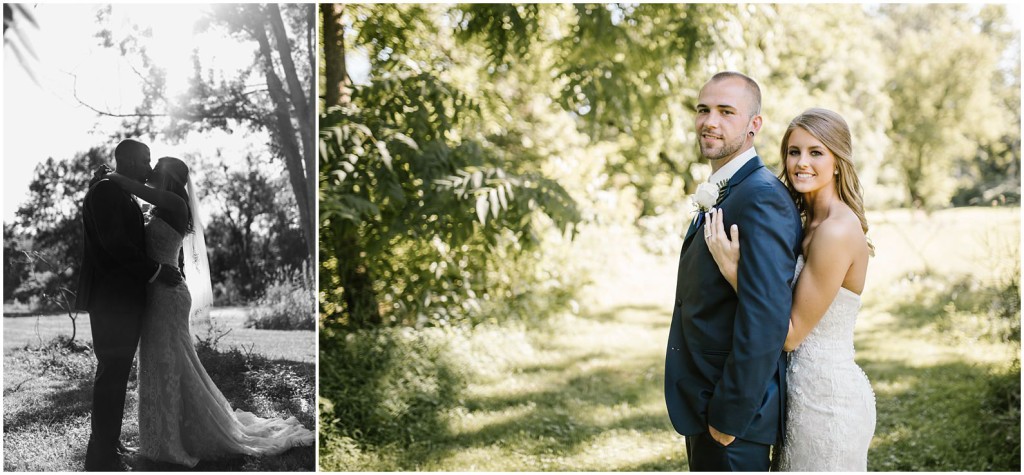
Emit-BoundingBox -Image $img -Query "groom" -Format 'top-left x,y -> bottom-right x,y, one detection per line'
76,138 -> 181,470
664,72 -> 802,471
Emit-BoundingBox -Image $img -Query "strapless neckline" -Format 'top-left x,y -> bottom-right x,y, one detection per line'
149,216 -> 183,238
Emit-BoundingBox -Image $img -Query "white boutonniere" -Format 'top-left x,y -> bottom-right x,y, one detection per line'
693,179 -> 728,213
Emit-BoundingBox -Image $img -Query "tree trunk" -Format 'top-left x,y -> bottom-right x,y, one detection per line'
248,5 -> 316,265
320,4 -> 380,327
321,4 -> 350,108
335,231 -> 381,327
306,4 -> 316,127
265,4 -> 317,268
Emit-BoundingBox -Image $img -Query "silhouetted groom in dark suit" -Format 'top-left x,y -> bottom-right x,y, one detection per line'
664,72 -> 802,471
76,139 -> 180,471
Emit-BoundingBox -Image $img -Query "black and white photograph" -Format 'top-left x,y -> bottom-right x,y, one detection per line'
3,3 -> 316,471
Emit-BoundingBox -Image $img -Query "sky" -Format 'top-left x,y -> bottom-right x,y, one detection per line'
2,3 -> 266,224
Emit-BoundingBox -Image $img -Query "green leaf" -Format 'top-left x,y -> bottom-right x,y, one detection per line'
475,194 -> 488,224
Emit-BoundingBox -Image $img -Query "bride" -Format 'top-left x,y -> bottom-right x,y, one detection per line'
107,157 -> 313,467
703,108 -> 876,470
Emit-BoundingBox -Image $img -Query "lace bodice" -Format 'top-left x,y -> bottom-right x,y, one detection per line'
138,216 -> 313,466
780,255 -> 875,471
789,256 -> 862,364
145,217 -> 183,267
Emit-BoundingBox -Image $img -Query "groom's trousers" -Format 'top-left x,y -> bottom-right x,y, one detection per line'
685,431 -> 771,471
84,309 -> 140,471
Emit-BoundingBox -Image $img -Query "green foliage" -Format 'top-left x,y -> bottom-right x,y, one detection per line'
982,356 -> 1021,470
247,268 -> 316,331
455,4 -> 539,68
319,5 -> 582,330
877,4 -> 1016,207
455,3 -> 725,215
318,328 -> 467,457
885,225 -> 1021,344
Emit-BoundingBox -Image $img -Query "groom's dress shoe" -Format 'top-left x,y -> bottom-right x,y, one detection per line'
117,442 -> 139,455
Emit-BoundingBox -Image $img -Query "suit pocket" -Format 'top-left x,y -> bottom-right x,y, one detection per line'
701,349 -> 730,358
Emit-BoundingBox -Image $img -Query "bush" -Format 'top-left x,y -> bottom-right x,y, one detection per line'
318,327 -> 468,465
246,269 -> 316,331
982,357 -> 1022,470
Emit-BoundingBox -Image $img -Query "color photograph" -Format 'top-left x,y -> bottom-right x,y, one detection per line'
317,3 -> 1020,471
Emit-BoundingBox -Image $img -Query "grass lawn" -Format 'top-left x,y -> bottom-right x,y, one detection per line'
3,307 -> 315,471
3,306 -> 314,362
320,206 -> 1021,471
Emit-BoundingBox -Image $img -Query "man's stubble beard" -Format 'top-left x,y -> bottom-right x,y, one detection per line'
699,132 -> 747,162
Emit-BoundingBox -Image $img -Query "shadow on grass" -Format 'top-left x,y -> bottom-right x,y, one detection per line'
583,303 -> 668,325
3,376 -> 94,433
393,360 -> 675,470
882,271 -> 1020,339
861,355 -> 1020,471
3,337 -> 315,472
320,310 -> 679,470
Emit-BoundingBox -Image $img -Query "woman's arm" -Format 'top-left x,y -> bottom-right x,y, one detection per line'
705,208 -> 740,291
783,221 -> 857,351
105,174 -> 188,217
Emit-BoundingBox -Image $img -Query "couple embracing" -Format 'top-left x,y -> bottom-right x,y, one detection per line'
665,72 -> 876,471
76,139 -> 313,470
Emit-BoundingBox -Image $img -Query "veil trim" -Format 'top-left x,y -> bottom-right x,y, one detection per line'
183,177 -> 214,333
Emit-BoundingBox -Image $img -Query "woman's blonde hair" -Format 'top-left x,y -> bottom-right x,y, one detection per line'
779,108 -> 874,255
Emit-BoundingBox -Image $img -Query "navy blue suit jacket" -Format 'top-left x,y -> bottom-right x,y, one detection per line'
665,156 -> 802,445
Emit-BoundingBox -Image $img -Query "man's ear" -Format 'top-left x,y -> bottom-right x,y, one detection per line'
750,114 -> 763,135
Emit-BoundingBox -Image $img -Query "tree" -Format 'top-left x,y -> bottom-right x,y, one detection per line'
3,224 -> 29,301
195,152 -> 306,303
4,3 -> 39,82
319,4 -> 581,330
456,3 -> 726,215
877,4 -> 1010,208
952,4 -> 1021,206
9,149 -> 109,306
90,4 -> 317,264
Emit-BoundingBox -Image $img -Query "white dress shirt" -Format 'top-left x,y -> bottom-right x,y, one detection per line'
707,146 -> 758,185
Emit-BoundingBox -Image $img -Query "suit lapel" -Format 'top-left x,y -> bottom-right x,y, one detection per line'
681,156 -> 766,249
683,213 -> 701,243
720,155 -> 766,204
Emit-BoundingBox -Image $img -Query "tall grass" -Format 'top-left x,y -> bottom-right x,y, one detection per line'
247,269 -> 316,331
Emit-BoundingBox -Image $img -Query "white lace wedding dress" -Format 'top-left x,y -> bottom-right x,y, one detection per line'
137,217 -> 314,467
779,256 -> 876,471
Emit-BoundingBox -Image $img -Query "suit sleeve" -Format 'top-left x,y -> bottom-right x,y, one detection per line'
707,183 -> 799,435
87,181 -> 160,280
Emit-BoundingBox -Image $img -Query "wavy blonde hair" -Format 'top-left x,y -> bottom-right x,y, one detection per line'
779,108 -> 874,255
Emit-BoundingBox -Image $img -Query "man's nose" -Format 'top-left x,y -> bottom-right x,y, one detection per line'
704,111 -> 723,128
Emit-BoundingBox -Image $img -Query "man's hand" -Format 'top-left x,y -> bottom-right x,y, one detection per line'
709,424 -> 736,447
156,266 -> 183,286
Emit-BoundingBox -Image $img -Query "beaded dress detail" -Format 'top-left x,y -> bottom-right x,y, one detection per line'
779,255 -> 876,471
